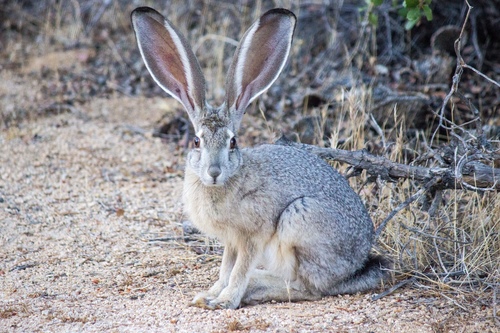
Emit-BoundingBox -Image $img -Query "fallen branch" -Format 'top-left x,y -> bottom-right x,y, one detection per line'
275,136 -> 500,192
372,276 -> 416,301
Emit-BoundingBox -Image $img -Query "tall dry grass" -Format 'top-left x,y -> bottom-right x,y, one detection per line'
332,85 -> 499,309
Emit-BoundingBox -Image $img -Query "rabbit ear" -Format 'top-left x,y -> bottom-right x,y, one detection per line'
225,9 -> 296,128
131,7 -> 206,126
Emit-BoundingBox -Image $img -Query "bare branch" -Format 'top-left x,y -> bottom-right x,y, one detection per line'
276,137 -> 500,191
431,1 -> 500,144
463,64 -> 500,88
372,276 -> 416,301
374,178 -> 439,239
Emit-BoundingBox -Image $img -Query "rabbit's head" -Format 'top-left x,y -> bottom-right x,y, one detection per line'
132,7 -> 296,186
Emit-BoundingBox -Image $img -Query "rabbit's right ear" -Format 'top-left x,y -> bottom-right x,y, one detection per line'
131,7 -> 206,127
225,9 -> 296,129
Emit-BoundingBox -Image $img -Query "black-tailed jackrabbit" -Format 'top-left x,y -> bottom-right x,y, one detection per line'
132,7 -> 387,309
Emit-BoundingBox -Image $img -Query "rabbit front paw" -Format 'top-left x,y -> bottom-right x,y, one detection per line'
190,293 -> 239,310
190,291 -> 216,308
206,287 -> 242,309
207,296 -> 239,310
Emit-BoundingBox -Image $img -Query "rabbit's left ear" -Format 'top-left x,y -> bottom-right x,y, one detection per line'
131,7 -> 206,127
225,9 -> 296,128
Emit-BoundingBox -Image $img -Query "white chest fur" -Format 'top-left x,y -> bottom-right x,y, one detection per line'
182,167 -> 276,242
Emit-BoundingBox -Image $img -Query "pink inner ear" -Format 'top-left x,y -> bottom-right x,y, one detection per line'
133,7 -> 208,129
136,15 -> 194,110
136,15 -> 195,110
242,19 -> 287,83
234,14 -> 294,113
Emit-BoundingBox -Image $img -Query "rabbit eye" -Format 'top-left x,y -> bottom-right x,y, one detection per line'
193,136 -> 200,148
230,137 -> 237,149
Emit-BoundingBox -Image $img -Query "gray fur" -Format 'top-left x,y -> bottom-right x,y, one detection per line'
132,7 -> 387,310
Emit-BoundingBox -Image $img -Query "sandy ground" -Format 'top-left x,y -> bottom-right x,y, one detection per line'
0,96 -> 497,333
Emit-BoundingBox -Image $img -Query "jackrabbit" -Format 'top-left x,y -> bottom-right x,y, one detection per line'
132,7 -> 387,309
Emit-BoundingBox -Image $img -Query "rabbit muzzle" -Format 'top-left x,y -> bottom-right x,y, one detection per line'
193,152 -> 239,187
207,164 -> 222,183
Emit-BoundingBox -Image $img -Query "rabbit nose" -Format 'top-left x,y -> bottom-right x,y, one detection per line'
208,165 -> 222,180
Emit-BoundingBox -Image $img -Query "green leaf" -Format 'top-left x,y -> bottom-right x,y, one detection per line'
405,19 -> 418,30
398,7 -> 408,17
404,0 -> 419,8
369,12 -> 379,26
407,8 -> 421,21
372,0 -> 383,6
423,5 -> 433,21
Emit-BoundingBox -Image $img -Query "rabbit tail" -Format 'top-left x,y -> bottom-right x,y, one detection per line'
328,254 -> 390,295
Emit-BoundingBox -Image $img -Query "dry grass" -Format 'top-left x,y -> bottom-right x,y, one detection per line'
329,86 -> 500,314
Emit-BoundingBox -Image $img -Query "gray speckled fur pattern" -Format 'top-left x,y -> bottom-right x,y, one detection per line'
132,7 -> 387,309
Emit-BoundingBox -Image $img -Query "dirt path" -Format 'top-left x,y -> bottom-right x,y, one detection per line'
0,96 -> 496,332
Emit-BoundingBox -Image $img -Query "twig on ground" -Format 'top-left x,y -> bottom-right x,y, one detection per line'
374,271 -> 469,301
372,276 -> 416,301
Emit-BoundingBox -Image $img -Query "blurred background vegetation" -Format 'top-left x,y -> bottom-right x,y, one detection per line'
1,0 -> 498,134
